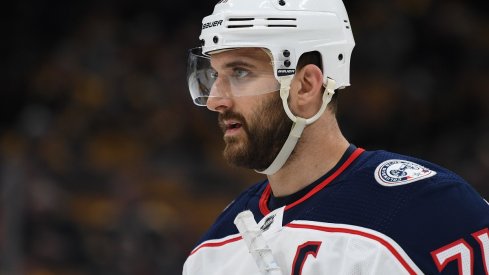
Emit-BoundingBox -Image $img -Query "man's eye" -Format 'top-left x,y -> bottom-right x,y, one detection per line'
233,68 -> 249,78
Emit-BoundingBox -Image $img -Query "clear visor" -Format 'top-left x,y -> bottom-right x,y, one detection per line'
187,47 -> 280,106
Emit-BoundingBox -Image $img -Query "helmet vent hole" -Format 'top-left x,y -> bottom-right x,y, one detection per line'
227,25 -> 254,28
267,24 -> 297,28
228,18 -> 254,21
338,54 -> 344,61
227,18 -> 254,28
213,36 -> 219,44
267,18 -> 296,21
225,18 -> 297,28
266,18 -> 296,27
278,0 -> 286,6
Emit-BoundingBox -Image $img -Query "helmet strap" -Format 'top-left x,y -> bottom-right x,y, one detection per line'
255,75 -> 336,175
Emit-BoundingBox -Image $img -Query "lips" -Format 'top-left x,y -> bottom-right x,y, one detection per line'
218,118 -> 244,136
225,121 -> 242,130
218,112 -> 246,135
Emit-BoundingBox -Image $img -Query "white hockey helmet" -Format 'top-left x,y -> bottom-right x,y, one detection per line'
188,0 -> 354,105
188,0 -> 355,174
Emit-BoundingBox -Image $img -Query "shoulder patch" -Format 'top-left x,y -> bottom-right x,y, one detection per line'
374,159 -> 436,186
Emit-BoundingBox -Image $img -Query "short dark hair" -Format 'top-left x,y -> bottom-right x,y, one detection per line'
296,51 -> 338,113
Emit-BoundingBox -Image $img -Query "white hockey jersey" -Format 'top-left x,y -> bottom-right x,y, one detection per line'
183,146 -> 489,274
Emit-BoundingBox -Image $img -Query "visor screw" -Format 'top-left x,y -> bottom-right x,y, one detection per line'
279,0 -> 286,6
200,39 -> 205,46
283,50 -> 290,57
284,60 -> 291,67
213,36 -> 219,44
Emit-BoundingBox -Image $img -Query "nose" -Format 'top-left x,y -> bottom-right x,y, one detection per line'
206,78 -> 233,113
206,95 -> 233,113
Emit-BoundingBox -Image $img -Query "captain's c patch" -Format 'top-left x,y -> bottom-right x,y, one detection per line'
374,159 -> 436,186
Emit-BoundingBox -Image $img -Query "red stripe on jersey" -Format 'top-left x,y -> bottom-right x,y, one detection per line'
190,236 -> 242,256
259,184 -> 273,215
259,148 -> 365,216
286,222 -> 419,275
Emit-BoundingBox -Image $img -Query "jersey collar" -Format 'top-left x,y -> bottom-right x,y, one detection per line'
259,145 -> 365,215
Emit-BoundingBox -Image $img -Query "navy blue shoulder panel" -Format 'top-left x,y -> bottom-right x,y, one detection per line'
193,179 -> 268,247
295,150 -> 489,274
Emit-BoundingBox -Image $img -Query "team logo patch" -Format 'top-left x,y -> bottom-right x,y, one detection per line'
374,159 -> 436,186
260,214 -> 276,232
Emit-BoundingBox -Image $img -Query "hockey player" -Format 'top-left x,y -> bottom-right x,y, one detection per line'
183,0 -> 489,274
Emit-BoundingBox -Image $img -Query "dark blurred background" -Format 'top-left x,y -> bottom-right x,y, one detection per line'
1,0 -> 488,274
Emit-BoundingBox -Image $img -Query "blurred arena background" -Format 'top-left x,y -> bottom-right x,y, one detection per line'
1,0 -> 488,274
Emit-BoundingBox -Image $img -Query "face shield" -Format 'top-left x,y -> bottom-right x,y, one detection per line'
187,47 -> 280,106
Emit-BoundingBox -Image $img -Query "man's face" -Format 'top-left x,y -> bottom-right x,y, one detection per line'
208,48 -> 293,170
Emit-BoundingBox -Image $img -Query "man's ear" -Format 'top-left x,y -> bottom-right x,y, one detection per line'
291,64 -> 324,117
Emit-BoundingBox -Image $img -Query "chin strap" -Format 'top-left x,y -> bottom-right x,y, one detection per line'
256,75 -> 336,175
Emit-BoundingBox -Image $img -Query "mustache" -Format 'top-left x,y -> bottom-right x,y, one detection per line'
218,111 -> 248,132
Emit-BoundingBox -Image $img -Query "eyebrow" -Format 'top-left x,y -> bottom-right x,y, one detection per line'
222,60 -> 257,69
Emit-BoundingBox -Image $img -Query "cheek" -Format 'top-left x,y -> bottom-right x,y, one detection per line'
252,96 -> 283,126
236,92 -> 283,129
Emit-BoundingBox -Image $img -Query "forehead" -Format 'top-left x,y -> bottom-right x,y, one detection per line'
210,48 -> 272,70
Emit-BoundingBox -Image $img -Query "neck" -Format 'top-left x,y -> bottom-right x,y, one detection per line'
266,114 -> 349,197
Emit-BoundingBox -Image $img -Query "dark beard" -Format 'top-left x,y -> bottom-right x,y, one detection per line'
219,94 -> 293,170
